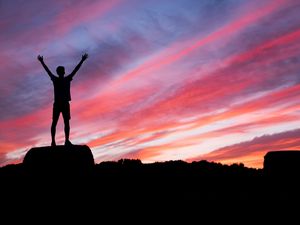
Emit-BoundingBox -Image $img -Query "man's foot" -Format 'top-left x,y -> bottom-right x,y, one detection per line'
65,140 -> 73,146
51,141 -> 56,147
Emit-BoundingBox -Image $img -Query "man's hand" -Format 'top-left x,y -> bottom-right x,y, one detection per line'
37,55 -> 54,77
82,53 -> 88,61
37,55 -> 44,62
69,53 -> 89,78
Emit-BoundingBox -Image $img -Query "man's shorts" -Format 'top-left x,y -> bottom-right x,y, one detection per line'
53,101 -> 71,121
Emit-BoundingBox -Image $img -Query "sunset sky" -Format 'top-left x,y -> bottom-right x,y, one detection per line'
1,0 -> 300,168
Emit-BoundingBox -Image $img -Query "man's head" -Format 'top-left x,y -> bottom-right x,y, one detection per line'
56,66 -> 65,77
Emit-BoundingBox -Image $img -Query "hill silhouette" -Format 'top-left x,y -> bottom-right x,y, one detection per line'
1,147 -> 300,219
2,148 -> 300,186
2,148 -> 300,184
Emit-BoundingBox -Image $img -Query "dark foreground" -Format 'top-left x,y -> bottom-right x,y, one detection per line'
1,145 -> 299,220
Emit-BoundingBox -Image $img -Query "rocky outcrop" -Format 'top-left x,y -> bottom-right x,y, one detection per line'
23,145 -> 94,175
264,150 -> 300,177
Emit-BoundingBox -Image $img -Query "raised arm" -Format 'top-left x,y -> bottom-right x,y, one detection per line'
37,55 -> 54,78
69,53 -> 88,79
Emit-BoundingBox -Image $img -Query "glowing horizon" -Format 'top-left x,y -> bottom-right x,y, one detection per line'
1,0 -> 300,168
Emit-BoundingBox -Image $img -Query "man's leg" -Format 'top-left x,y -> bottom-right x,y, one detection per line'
51,103 -> 60,146
62,102 -> 72,145
64,119 -> 70,141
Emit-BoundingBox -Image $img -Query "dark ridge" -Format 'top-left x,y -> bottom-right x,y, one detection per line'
2,149 -> 300,217
2,149 -> 300,182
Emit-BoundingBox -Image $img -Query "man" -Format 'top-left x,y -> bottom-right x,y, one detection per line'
37,53 -> 88,146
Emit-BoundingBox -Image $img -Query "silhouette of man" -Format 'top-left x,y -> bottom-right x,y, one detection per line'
37,53 -> 88,146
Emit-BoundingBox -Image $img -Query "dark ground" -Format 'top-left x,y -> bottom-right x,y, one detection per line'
1,145 -> 299,221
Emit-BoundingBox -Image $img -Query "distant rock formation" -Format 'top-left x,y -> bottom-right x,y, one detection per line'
264,150 -> 300,177
23,145 -> 94,175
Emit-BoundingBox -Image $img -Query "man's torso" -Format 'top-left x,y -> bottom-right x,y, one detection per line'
51,76 -> 72,102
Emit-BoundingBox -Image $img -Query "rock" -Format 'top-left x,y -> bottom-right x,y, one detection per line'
23,145 -> 94,176
264,150 -> 300,177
